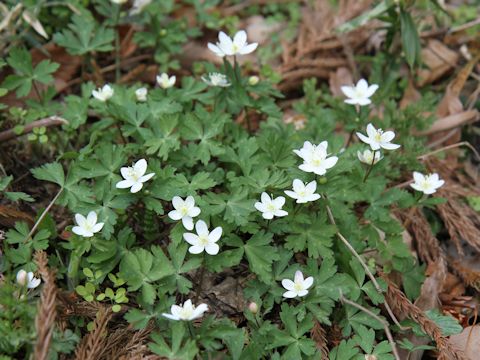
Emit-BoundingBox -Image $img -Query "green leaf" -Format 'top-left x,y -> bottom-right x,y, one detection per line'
337,1 -> 390,33
244,232 -> 279,283
53,12 -> 114,55
425,309 -> 463,336
31,162 -> 65,186
400,9 -> 421,69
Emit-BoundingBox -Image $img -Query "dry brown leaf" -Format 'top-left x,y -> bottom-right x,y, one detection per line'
417,39 -> 458,86
329,67 -> 353,97
416,110 -> 479,135
246,15 -> 283,45
400,78 -> 422,109
450,326 -> 480,360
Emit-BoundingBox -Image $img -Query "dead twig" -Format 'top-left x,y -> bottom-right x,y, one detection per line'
340,294 -> 400,360
325,201 -> 405,330
418,141 -> 480,161
0,116 -> 68,142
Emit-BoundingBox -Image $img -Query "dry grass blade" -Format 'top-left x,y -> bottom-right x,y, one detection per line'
74,306 -> 113,360
34,251 -> 58,360
385,281 -> 466,360
449,258 -> 480,291
101,322 -> 156,360
311,320 -> 329,359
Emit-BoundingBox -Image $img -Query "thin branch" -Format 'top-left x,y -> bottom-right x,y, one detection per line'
0,116 -> 68,142
24,188 -> 63,242
340,294 -> 400,360
418,141 -> 480,161
325,201 -> 405,330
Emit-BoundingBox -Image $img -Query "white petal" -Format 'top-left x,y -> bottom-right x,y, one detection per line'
303,276 -> 314,289
274,209 -> 288,217
120,167 -> 131,179
208,227 -> 222,242
366,124 -> 377,138
239,42 -> 258,55
139,173 -> 155,183
305,180 -> 317,193
380,142 -> 400,150
262,211 -> 274,220
92,223 -> 104,233
183,233 -> 199,245
87,211 -> 97,225
162,313 -> 180,321
185,196 -> 195,208
172,196 -> 184,210
282,279 -> 295,291
357,79 -> 369,92
133,159 -> 147,176
191,303 -> 208,320
381,131 -> 395,143
130,182 -> 143,193
195,220 -> 209,236
284,190 -> 298,199
189,244 -> 205,254
168,210 -> 183,221
283,290 -> 297,298
356,132 -> 371,145
233,30 -> 247,47
254,202 -> 267,212
323,156 -> 338,169
410,183 -> 422,192
218,31 -> 233,47
292,179 -> 304,192
188,206 -> 201,217
182,216 -> 194,230
365,84 -> 379,97
116,179 -> 135,189
260,192 -> 270,204
28,278 -> 41,289
205,243 -> 220,255
273,196 -> 285,208
208,43 -> 225,57
297,289 -> 309,297
340,85 -> 356,99
75,214 -> 86,227
413,172 -> 424,184
294,270 -> 304,283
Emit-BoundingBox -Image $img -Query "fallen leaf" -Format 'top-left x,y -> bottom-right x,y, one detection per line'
449,326 -> 480,359
417,40 -> 458,86
329,67 -> 353,97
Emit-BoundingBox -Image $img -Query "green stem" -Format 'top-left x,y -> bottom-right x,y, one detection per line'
187,322 -> 196,340
68,249 -> 82,289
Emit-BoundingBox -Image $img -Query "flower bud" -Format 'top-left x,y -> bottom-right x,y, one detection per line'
319,177 -> 327,184
248,76 -> 259,86
16,270 -> 28,286
365,355 -> 377,360
248,302 -> 259,314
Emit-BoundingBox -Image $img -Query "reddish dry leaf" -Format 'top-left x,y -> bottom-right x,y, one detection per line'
328,67 -> 353,97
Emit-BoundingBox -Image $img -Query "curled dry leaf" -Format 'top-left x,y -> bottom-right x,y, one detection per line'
417,39 -> 458,87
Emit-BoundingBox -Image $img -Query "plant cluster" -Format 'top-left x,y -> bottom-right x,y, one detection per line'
0,1 -> 465,359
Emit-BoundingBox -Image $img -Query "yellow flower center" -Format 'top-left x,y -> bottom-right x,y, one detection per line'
293,283 -> 303,292
198,235 -> 209,245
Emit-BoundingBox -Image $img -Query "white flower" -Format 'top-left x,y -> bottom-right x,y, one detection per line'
168,196 -> 201,230
282,270 -> 313,298
111,0 -> 128,3
72,211 -> 104,238
410,172 -> 445,195
135,87 -> 148,102
156,73 -> 176,89
92,84 -> 114,102
208,30 -> 258,57
183,220 -> 222,255
16,270 -> 41,289
129,0 -> 152,14
356,123 -> 401,151
116,158 -> 155,193
293,141 -> 338,176
201,73 -> 231,87
162,299 -> 208,321
254,192 -> 288,220
284,179 -> 321,203
341,79 -> 379,106
357,149 -> 383,165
